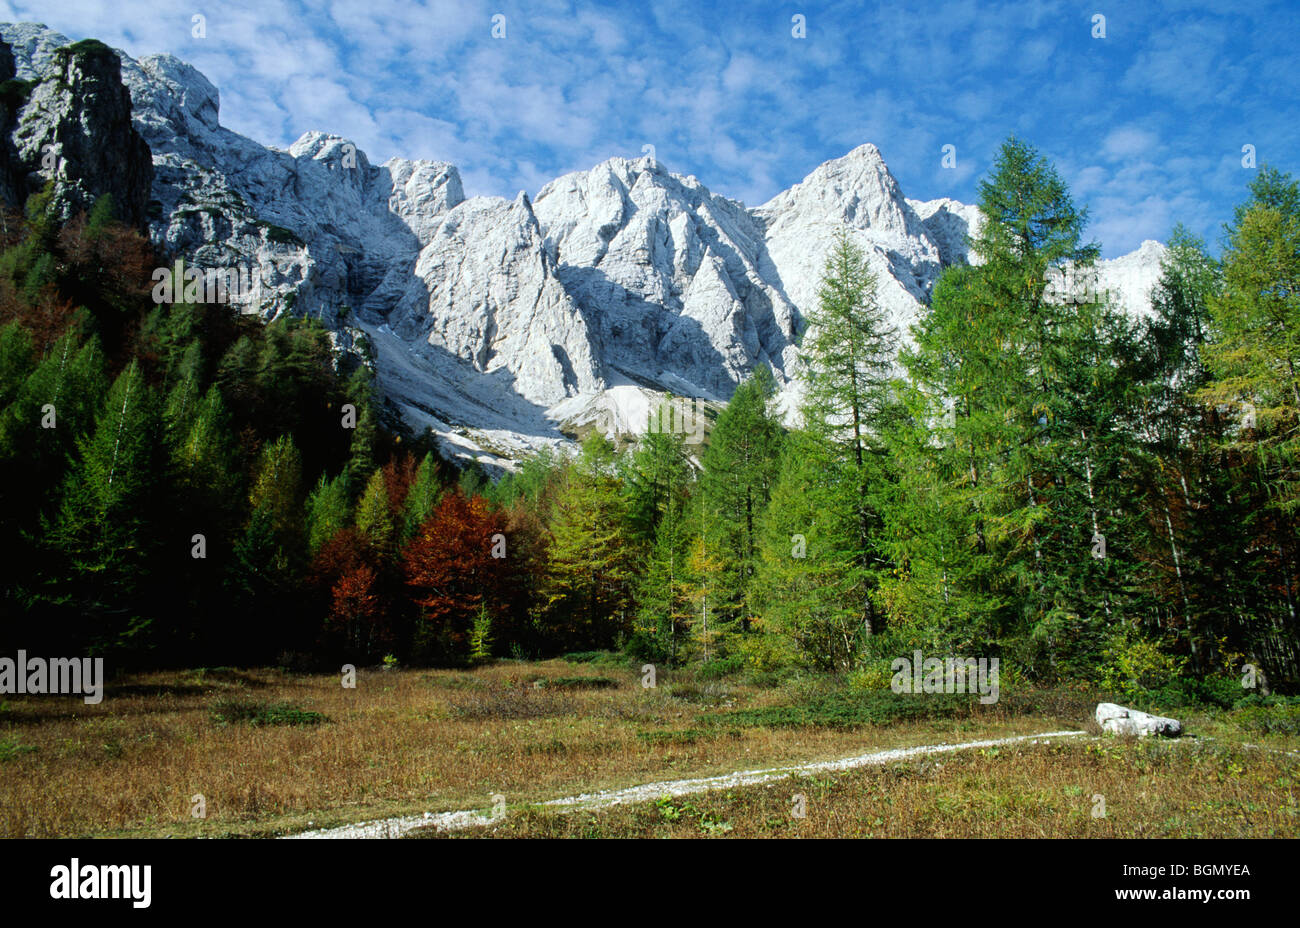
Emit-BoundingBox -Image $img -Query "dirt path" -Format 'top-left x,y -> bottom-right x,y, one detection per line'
285,729 -> 1086,839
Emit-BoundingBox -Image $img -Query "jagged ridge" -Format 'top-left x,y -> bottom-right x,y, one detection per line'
0,22 -> 1167,467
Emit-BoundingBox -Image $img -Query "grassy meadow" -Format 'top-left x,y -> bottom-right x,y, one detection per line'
1,653 -> 1297,839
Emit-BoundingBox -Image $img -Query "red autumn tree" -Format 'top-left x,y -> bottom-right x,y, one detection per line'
381,451 -> 419,515
403,491 -> 511,663
308,527 -> 395,660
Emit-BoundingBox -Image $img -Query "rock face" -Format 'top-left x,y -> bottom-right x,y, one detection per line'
534,155 -> 801,402
388,191 -> 604,408
906,197 -> 983,268
1095,703 -> 1182,738
0,21 -> 1172,466
1096,239 -> 1168,320
758,144 -> 946,338
2,35 -> 153,228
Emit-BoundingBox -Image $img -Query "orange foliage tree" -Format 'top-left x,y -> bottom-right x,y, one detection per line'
402,490 -> 511,663
308,527 -> 395,661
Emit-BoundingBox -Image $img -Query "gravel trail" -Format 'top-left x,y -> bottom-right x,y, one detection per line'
285,729 -> 1086,839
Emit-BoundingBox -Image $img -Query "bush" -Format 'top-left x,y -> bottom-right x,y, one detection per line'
1141,675 -> 1243,710
735,630 -> 797,675
561,650 -> 625,666
697,655 -> 745,680
706,689 -> 974,730
1232,703 -> 1300,736
0,739 -> 37,762
537,676 -> 618,690
847,660 -> 895,692
1098,624 -> 1186,697
0,78 -> 37,107
256,222 -> 304,246
210,699 -> 328,727
668,681 -> 731,705
624,629 -> 672,665
1234,693 -> 1300,709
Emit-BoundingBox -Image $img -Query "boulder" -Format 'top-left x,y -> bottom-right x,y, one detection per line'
1095,702 -> 1181,737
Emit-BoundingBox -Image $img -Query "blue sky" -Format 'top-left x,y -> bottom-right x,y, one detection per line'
2,0 -> 1295,257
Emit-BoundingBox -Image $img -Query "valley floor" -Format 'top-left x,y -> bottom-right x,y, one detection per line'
1,657 -> 1296,838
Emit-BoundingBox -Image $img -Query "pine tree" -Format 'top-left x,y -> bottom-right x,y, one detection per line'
306,471 -> 350,555
759,229 -> 897,668
343,367 -> 378,494
247,434 -> 304,543
540,434 -> 637,650
1201,166 -> 1300,513
44,360 -> 167,652
1197,168 -> 1300,682
400,452 -> 443,543
887,137 -> 1132,676
355,468 -> 396,556
624,405 -> 697,661
755,428 -> 869,671
698,365 -> 784,645
230,434 -> 306,658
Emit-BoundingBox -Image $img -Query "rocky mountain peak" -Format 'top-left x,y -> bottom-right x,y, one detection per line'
0,21 -> 1172,469
5,31 -> 153,228
758,142 -> 916,240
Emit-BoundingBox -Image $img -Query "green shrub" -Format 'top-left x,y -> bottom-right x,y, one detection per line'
256,221 -> 304,246
211,699 -> 328,727
706,689 -> 973,730
0,78 -> 37,107
698,656 -> 745,680
1142,675 -> 1243,710
66,39 -> 114,57
741,666 -> 798,689
537,676 -> 617,690
560,650 -> 625,666
1232,703 -> 1300,736
1234,693 -> 1300,709
1098,624 -> 1186,697
668,681 -> 731,705
0,739 -> 37,762
847,660 -> 895,692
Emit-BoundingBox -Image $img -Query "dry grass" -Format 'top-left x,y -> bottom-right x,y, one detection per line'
2,659 -> 1293,838
427,737 -> 1300,838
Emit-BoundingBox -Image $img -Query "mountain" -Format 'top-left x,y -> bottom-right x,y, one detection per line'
0,22 -> 1168,468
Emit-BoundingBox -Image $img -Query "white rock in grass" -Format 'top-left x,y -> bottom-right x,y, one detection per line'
1096,703 -> 1181,737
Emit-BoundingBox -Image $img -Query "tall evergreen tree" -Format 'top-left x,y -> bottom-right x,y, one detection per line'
886,137 -> 1135,677
699,365 -> 784,646
1198,167 -> 1300,682
43,360 -> 167,654
540,434 -> 637,650
625,405 -> 696,662
758,229 -> 897,668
